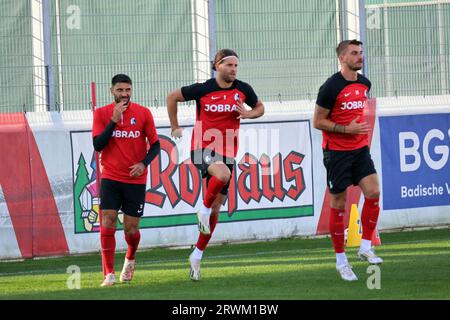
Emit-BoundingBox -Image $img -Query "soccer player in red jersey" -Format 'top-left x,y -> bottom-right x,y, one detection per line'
166,49 -> 265,281
313,40 -> 383,282
92,74 -> 160,286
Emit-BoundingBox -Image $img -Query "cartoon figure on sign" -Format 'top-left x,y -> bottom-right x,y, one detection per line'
74,152 -> 123,233
80,180 -> 100,232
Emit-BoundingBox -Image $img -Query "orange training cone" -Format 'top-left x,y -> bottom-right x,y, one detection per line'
371,227 -> 381,246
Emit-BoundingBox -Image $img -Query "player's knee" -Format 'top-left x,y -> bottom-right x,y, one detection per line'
216,167 -> 231,183
102,215 -> 117,228
124,227 -> 138,237
365,188 -> 380,199
331,196 -> 346,210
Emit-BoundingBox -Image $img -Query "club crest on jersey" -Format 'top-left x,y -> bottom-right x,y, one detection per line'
131,117 -> 136,125
234,93 -> 240,101
204,155 -> 212,164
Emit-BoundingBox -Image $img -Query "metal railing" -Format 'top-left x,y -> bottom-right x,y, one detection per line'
1,0 -> 449,113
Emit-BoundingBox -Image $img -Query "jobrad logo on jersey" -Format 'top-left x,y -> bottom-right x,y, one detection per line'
341,101 -> 366,110
379,113 -> 450,210
205,104 -> 238,112
112,130 -> 141,138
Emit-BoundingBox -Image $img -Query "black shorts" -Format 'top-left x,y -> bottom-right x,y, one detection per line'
323,146 -> 377,194
191,149 -> 235,195
100,178 -> 146,217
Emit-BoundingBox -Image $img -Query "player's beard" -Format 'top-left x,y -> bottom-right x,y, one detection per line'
115,96 -> 130,104
349,61 -> 363,71
220,72 -> 236,84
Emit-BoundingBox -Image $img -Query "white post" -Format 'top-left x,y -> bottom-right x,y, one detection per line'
346,0 -> 360,40
55,0 -> 65,111
191,0 -> 210,83
31,0 -> 46,112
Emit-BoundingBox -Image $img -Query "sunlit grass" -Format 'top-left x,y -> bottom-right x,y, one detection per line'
0,228 -> 449,299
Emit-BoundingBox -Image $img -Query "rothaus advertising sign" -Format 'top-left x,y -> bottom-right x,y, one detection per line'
71,120 -> 314,233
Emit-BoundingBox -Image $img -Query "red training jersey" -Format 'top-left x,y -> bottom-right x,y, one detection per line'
181,78 -> 258,158
92,102 -> 158,184
316,72 -> 372,151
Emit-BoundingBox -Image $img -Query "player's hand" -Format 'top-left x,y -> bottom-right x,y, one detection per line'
129,162 -> 145,177
171,127 -> 183,140
346,116 -> 370,134
236,98 -> 251,119
111,100 -> 129,123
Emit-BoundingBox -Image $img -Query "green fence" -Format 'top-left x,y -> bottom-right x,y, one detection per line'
1,0 -> 449,113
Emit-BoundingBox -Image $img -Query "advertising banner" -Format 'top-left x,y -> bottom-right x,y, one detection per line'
71,120 -> 314,233
379,113 -> 450,210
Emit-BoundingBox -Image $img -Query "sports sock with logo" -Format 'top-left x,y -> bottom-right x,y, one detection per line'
125,230 -> 141,260
329,207 -> 345,254
361,197 -> 380,241
100,225 -> 116,275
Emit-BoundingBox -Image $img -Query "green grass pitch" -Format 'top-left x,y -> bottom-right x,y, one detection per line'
0,228 -> 449,300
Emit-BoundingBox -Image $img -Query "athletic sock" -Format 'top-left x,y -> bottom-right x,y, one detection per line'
336,252 -> 348,267
125,230 -> 141,260
203,176 -> 227,208
329,207 -> 345,254
360,239 -> 372,252
361,197 -> 380,241
200,203 -> 211,216
191,247 -> 203,260
100,225 -> 116,275
195,213 -> 219,251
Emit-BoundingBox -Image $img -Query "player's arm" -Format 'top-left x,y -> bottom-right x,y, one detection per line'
93,101 -> 128,151
313,104 -> 345,133
166,88 -> 185,138
313,104 -> 370,134
93,120 -> 116,151
141,140 -> 160,167
236,99 -> 264,119
129,111 -> 160,178
129,140 -> 160,177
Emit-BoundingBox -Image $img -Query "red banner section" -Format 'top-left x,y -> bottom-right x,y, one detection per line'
316,98 -> 377,235
0,113 -> 68,258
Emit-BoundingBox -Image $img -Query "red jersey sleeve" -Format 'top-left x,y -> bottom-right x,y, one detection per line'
144,109 -> 158,145
92,107 -> 106,137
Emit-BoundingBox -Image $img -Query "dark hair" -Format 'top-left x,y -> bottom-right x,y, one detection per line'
211,49 -> 239,71
111,74 -> 132,86
336,39 -> 363,57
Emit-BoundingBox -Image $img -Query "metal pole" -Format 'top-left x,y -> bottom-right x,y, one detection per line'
437,2 -> 447,95
208,0 -> 217,78
359,0 -> 369,77
42,0 -> 55,111
339,0 -> 348,41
